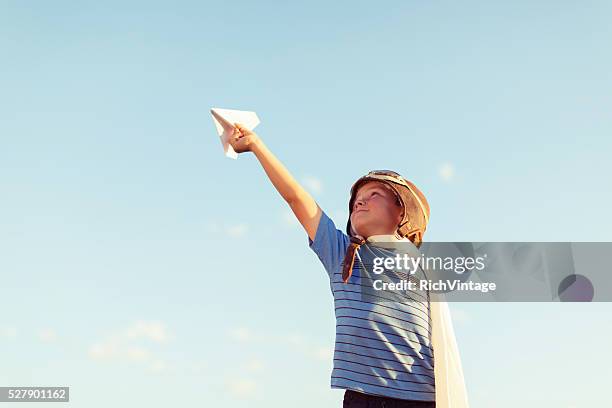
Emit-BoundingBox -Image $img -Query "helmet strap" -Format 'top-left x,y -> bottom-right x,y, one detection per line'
398,222 -> 424,247
342,235 -> 365,283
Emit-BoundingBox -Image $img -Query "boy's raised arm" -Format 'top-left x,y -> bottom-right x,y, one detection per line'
229,123 -> 322,241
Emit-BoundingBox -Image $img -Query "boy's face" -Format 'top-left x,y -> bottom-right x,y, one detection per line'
350,181 -> 403,238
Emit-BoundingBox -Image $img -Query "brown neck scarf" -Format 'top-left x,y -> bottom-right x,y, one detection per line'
342,235 -> 366,283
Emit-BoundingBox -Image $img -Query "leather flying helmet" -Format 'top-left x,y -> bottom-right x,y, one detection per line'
342,170 -> 430,283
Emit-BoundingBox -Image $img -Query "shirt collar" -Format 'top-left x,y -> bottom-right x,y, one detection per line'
365,234 -> 417,251
366,234 -> 409,243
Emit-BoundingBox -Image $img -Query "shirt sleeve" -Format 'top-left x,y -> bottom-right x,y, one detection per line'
308,210 -> 350,280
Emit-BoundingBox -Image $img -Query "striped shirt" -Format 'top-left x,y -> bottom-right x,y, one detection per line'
308,211 -> 435,401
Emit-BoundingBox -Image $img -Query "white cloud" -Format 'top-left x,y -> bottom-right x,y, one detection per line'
0,327 -> 17,338
39,329 -> 57,343
439,162 -> 455,182
125,320 -> 169,343
226,224 -> 249,238
312,346 -> 334,361
89,338 -> 120,360
242,357 -> 265,372
302,176 -> 323,195
148,359 -> 167,374
226,378 -> 258,399
125,346 -> 151,361
228,327 -> 255,342
89,320 -> 172,371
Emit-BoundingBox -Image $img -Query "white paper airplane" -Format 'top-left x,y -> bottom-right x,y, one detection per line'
210,108 -> 260,159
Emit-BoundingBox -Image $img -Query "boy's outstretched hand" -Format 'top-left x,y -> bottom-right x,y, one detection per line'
229,123 -> 260,153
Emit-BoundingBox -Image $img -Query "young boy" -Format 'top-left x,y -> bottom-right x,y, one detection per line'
228,123 -> 467,408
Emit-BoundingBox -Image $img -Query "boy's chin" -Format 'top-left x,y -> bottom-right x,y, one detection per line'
353,225 -> 395,239
352,226 -> 374,239
351,225 -> 366,238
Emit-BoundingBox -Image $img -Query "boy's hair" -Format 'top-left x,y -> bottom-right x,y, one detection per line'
346,170 -> 430,247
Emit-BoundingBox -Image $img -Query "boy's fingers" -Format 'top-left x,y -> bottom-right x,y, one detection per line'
234,123 -> 251,133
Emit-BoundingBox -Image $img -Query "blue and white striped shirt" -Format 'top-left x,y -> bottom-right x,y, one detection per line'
309,211 -> 435,401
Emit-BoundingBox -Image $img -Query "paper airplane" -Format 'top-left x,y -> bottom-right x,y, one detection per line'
210,108 -> 260,159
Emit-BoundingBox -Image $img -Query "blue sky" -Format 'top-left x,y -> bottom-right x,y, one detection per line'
1,1 -> 611,407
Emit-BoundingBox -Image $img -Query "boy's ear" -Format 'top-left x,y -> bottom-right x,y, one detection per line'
395,201 -> 404,224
